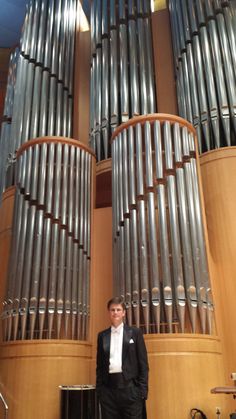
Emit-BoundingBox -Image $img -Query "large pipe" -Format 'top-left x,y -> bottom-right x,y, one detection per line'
153,121 -> 173,332
164,121 -> 186,332
144,122 -> 160,332
173,123 -> 197,332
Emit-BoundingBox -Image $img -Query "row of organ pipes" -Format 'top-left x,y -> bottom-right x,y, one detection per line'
89,0 -> 157,160
112,115 -> 213,334
169,0 -> 236,152
0,0 -> 77,200
3,139 -> 94,341
0,0 -> 222,339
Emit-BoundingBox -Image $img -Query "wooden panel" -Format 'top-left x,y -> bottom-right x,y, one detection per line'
200,148 -> 236,402
96,159 -> 112,208
151,9 -> 178,114
0,341 -> 92,419
73,26 -> 90,146
90,206 -> 113,382
0,187 -> 15,340
145,334 -> 230,418
0,48 -> 11,119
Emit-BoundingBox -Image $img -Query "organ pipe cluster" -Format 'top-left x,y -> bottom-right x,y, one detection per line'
90,0 -> 157,161
0,0 -> 77,199
0,49 -> 19,198
3,139 -> 94,341
112,114 -> 213,334
169,0 -> 236,152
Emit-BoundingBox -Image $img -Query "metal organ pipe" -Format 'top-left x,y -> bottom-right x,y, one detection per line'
169,0 -> 236,152
112,114 -> 213,334
90,0 -> 157,161
0,0 -> 77,203
3,139 -> 95,341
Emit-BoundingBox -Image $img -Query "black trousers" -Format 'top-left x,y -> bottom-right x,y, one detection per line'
99,375 -> 146,419
100,386 -> 145,419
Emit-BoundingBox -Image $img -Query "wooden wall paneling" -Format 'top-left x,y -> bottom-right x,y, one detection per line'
151,9 -> 178,115
0,187 -> 15,341
145,334 -> 230,419
200,148 -> 236,403
0,48 -> 12,119
0,341 -> 91,419
73,19 -> 90,146
89,206 -> 113,384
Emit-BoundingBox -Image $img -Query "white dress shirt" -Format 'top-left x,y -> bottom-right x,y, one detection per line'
109,323 -> 124,373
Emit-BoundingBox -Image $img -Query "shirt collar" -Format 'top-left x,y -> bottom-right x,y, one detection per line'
111,323 -> 124,334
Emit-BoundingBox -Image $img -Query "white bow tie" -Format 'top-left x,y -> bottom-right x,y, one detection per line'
111,326 -> 122,334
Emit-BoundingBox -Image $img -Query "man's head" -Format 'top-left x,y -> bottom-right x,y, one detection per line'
107,297 -> 126,328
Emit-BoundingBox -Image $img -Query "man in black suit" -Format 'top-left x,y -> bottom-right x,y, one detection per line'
96,297 -> 149,419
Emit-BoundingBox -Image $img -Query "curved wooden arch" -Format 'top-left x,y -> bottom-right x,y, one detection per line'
111,113 -> 196,141
16,136 -> 96,158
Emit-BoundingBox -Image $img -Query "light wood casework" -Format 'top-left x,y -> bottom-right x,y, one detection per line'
200,148 -> 236,393
0,340 -> 91,419
145,334 -> 229,418
90,206 -> 113,365
73,26 -> 90,146
0,187 -> 15,340
151,9 -> 178,115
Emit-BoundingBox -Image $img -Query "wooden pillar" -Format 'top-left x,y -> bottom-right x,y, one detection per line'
200,148 -> 236,402
146,334 -> 229,418
151,7 -> 178,115
0,341 -> 92,419
73,8 -> 90,146
0,186 -> 15,340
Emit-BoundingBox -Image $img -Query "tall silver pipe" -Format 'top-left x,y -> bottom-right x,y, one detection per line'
144,122 -> 160,332
29,209 -> 44,339
173,123 -> 197,332
164,121 -> 186,332
154,121 -> 173,332
136,123 -> 149,332
56,228 -> 67,338
188,132 -> 213,333
182,127 -> 207,333
119,0 -> 129,122
128,125 -> 140,327
20,204 -> 36,339
122,130 -> 132,324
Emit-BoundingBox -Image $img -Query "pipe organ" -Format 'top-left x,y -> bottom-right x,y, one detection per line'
89,0 -> 157,161
0,1 -> 216,339
112,114 -> 213,335
1,0 -> 236,418
0,0 -> 77,201
0,49 -> 19,197
2,138 -> 94,341
169,0 -> 236,153
0,0 -> 96,342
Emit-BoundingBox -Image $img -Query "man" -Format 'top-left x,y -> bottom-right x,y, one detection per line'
96,297 -> 149,419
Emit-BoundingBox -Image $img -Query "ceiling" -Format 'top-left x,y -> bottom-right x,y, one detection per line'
0,0 -> 91,49
0,0 -> 28,48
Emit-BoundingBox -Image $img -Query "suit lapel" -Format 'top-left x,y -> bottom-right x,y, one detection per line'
122,325 -> 133,362
103,328 -> 111,356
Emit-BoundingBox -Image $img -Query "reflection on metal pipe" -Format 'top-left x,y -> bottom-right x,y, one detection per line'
169,0 -> 236,152
0,0 -> 77,203
90,0 -> 157,161
3,138 -> 95,341
112,114 -> 214,334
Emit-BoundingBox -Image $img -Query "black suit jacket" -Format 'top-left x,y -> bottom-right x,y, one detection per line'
96,324 -> 149,399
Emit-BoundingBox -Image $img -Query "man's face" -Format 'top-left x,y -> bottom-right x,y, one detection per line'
108,303 -> 126,328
